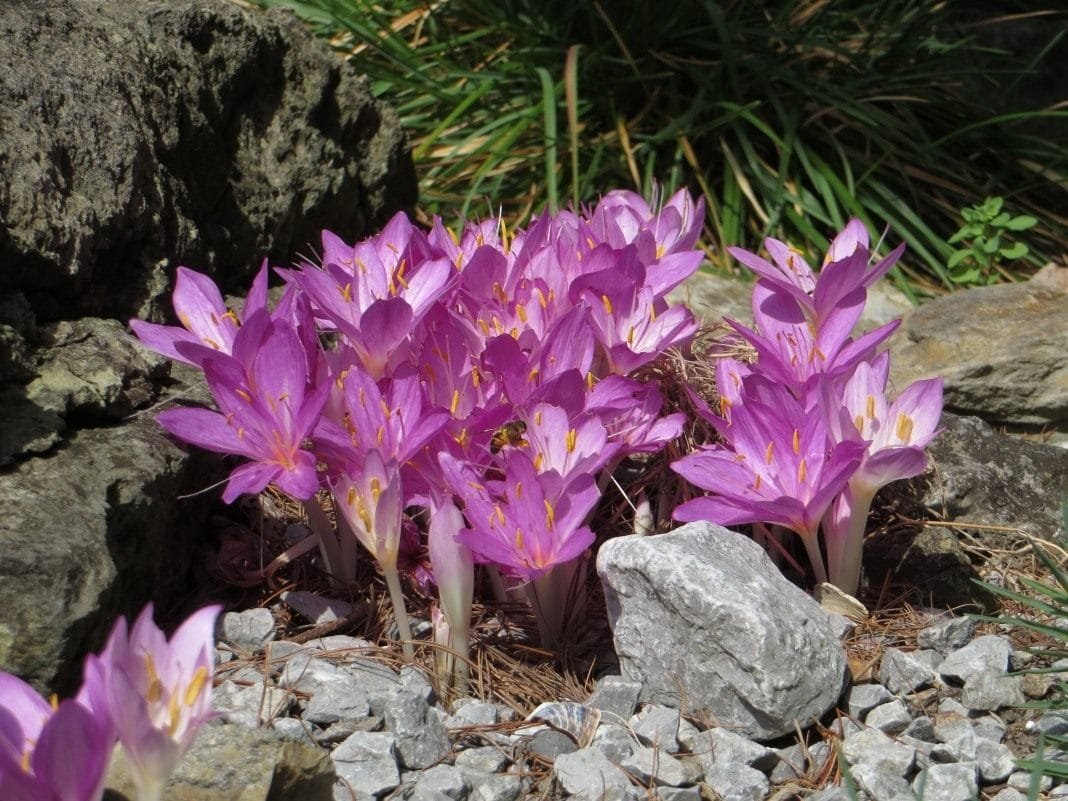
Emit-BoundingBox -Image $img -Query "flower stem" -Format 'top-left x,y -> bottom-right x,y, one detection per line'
384,565 -> 415,661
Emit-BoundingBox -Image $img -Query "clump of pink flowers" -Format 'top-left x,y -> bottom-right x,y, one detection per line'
0,603 -> 219,801
670,221 -> 943,594
131,190 -> 703,687
129,190 -> 942,693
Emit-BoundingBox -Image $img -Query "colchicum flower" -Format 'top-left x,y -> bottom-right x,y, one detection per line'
0,673 -> 112,801
84,604 -> 221,801
820,357 -> 943,593
671,378 -> 866,583
156,311 -> 328,503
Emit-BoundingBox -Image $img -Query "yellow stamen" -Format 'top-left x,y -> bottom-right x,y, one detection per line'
450,389 -> 460,416
370,477 -> 381,502
764,441 -> 774,464
236,388 -> 252,404
514,528 -> 524,550
516,304 -> 528,323
754,474 -> 763,491
184,666 -> 209,707
341,282 -> 353,302
798,458 -> 808,483
895,412 -> 914,443
792,429 -> 800,455
866,394 -> 877,420
534,452 -> 543,471
544,499 -> 556,529
145,654 -> 163,704
565,428 -> 577,454
601,295 -> 613,315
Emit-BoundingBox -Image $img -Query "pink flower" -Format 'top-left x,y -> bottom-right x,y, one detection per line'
0,673 -> 112,801
86,604 -> 220,801
129,262 -> 268,367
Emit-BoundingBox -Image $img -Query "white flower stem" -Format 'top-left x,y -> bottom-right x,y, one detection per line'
384,565 -> 415,661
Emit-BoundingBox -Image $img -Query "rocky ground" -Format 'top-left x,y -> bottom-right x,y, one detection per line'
202,529 -> 1068,801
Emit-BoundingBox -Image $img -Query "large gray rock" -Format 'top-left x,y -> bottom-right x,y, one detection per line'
0,0 -> 416,322
0,0 -> 416,695
104,720 -> 336,801
889,266 -> 1068,430
597,522 -> 848,741
0,414 -> 222,694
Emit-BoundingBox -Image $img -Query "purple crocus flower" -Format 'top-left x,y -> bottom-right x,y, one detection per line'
85,603 -> 220,801
0,673 -> 113,801
156,311 -> 328,503
672,380 -> 866,583
439,450 -> 599,581
129,261 -> 268,368
820,357 -> 944,593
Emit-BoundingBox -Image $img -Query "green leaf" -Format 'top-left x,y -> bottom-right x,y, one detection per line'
1007,215 -> 1039,231
999,242 -> 1029,260
947,249 -> 974,269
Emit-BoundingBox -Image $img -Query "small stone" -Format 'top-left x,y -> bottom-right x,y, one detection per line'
848,684 -> 894,719
1022,671 -> 1055,699
630,705 -> 681,754
932,714 -> 973,744
938,635 -> 1011,684
470,773 -> 523,801
412,764 -> 468,801
271,716 -> 317,744
587,675 -> 643,721
384,692 -> 452,770
865,699 -> 912,735
281,590 -> 353,625
446,699 -> 499,729
972,714 -> 1006,743
528,729 -> 577,760
917,617 -> 977,654
912,763 -> 978,801
331,731 -> 400,799
990,789 -> 1027,801
304,678 -> 370,726
454,746 -> 510,775
902,716 -> 936,742
937,697 -> 969,717
842,728 -> 916,775
620,747 -> 702,787
676,717 -> 700,751
1035,711 -> 1068,735
553,748 -> 632,800
214,680 -> 293,728
851,763 -> 913,801
975,739 -> 1016,784
960,669 -> 1026,711
1008,770 -> 1052,792
591,723 -> 638,763
220,608 -> 276,652
701,762 -> 769,801
879,647 -> 939,694
688,728 -> 777,773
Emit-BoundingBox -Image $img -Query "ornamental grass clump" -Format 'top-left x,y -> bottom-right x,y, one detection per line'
671,221 -> 943,595
131,189 -> 703,688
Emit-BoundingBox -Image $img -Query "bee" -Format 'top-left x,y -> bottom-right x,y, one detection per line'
490,420 -> 529,453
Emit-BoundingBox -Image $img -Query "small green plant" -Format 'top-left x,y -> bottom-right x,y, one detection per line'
946,196 -> 1038,286
973,538 -> 1068,796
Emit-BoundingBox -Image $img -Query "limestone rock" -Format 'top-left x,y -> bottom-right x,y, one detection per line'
0,0 -> 416,323
597,522 -> 848,740
104,720 -> 336,801
889,270 -> 1068,429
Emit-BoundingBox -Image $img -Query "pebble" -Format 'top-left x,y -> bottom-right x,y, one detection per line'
208,610 -> 1062,801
